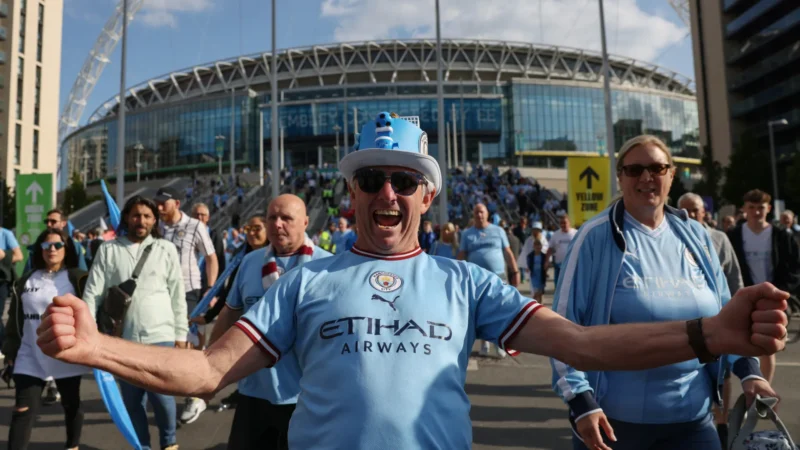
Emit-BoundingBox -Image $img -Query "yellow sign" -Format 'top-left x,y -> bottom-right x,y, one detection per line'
567,157 -> 611,227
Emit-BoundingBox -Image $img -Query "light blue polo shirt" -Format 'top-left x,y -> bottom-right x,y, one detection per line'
226,245 -> 332,404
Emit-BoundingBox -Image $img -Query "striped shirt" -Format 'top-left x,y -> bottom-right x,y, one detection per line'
160,212 -> 215,292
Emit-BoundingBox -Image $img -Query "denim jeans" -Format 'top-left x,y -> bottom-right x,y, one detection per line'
0,281 -> 10,349
119,342 -> 176,450
572,413 -> 720,450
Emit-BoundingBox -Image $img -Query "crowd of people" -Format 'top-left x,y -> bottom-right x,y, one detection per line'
0,112 -> 794,450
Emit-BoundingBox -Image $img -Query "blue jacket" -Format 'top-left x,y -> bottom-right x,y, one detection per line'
550,200 -> 762,424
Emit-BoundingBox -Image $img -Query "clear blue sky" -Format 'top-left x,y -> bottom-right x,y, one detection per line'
60,0 -> 694,126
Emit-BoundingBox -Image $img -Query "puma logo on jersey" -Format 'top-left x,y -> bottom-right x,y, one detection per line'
372,294 -> 399,311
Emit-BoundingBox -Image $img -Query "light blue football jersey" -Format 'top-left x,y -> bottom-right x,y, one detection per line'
236,246 -> 540,449
226,245 -> 332,404
598,212 -> 719,423
459,224 -> 510,275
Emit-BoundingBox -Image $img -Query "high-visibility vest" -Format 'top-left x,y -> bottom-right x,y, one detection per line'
327,206 -> 340,217
318,230 -> 335,252
322,189 -> 334,199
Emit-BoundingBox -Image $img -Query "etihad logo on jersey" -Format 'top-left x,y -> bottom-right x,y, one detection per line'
621,274 -> 706,294
369,271 -> 402,293
319,316 -> 453,356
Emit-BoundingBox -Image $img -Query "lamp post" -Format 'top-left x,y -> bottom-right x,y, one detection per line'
435,0 -> 448,225
768,118 -> 789,217
215,135 -> 226,176
333,124 -> 342,165
135,143 -> 143,183
598,0 -> 616,196
116,0 -> 129,209
82,152 -> 90,190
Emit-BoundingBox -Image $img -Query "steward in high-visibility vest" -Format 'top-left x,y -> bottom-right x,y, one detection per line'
318,230 -> 335,253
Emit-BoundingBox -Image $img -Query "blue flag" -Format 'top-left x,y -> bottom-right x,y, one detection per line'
96,180 -> 140,448
189,249 -> 247,334
100,180 -> 122,231
94,370 -> 143,450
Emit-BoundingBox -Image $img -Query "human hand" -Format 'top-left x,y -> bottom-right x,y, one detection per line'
575,411 -> 616,450
174,341 -> 188,349
742,378 -> 779,410
190,316 -> 208,325
36,294 -> 100,365
705,282 -> 789,357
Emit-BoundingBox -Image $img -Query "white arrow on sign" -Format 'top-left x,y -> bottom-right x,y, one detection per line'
26,181 -> 43,203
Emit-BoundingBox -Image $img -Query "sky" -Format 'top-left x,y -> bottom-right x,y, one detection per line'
60,0 -> 695,127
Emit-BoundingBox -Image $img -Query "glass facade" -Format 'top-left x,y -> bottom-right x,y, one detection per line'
511,82 -> 700,158
62,81 -> 699,185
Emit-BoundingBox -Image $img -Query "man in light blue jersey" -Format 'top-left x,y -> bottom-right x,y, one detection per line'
206,194 -> 331,449
459,202 -> 520,357
331,217 -> 356,254
37,112 -> 791,450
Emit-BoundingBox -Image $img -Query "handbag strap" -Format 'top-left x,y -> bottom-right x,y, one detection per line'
131,244 -> 155,281
729,394 -> 796,450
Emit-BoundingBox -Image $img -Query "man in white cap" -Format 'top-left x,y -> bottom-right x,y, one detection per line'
36,112 -> 791,450
518,221 -> 549,282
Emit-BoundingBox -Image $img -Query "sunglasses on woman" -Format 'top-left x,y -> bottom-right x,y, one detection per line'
41,242 -> 65,251
619,163 -> 673,178
353,168 -> 427,196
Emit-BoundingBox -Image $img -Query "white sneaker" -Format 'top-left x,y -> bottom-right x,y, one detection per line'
42,381 -> 60,405
497,347 -> 508,359
479,341 -> 490,357
180,398 -> 207,424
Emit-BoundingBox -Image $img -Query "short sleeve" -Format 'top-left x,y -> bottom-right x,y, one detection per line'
5,230 -> 19,250
499,228 -> 510,248
225,265 -> 246,310
195,224 -> 215,257
459,230 -> 468,252
471,265 -> 542,356
235,269 -> 301,363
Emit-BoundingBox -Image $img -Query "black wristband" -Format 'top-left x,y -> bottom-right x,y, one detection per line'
686,318 -> 719,364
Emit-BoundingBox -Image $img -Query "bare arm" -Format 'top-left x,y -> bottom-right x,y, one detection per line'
503,247 -> 519,273
0,249 -> 6,260
209,306 -> 243,347
510,283 -> 789,371
457,251 -> 467,261
205,253 -> 219,288
11,247 -> 22,263
37,294 -> 270,398
96,327 -> 268,397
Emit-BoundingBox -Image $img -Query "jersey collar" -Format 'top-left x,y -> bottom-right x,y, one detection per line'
350,246 -> 422,261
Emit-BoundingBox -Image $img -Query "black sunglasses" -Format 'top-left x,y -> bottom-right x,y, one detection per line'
44,218 -> 60,225
353,168 -> 427,196
41,242 -> 65,251
619,163 -> 673,178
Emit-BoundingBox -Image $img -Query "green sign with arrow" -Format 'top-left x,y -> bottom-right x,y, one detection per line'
16,173 -> 53,274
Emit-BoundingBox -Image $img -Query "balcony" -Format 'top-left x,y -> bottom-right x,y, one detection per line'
0,3 -> 7,18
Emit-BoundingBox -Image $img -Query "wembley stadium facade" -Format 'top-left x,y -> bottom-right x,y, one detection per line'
60,39 -> 700,185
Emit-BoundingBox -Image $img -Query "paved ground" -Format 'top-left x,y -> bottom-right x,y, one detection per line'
2,286 -> 800,449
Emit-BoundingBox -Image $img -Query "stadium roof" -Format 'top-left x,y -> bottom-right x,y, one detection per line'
89,39 -> 695,123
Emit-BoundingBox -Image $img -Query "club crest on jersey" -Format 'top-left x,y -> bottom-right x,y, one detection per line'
684,248 -> 698,267
369,271 -> 403,293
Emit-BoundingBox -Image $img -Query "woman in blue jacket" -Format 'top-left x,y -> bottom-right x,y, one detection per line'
550,135 -> 778,450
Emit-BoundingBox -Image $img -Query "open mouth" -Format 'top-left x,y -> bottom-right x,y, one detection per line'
637,187 -> 656,195
373,209 -> 403,229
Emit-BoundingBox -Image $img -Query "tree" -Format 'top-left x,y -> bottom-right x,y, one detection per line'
0,182 -> 15,229
722,133 -> 772,208
692,144 -> 724,209
61,172 -> 91,215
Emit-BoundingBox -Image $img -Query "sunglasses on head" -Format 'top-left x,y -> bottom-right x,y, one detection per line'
41,242 -> 65,251
619,163 -> 673,178
353,168 -> 427,196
